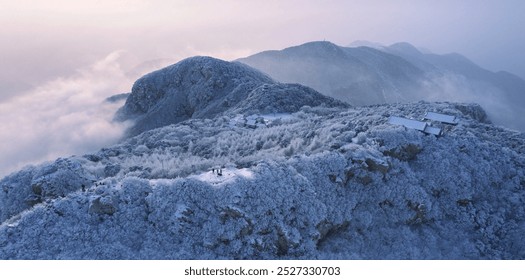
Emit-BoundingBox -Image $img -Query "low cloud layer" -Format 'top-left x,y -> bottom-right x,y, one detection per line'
422,73 -> 524,132
0,52 -> 136,177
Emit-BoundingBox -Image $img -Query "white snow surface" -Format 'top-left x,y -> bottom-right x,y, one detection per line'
1,100 -> 524,260
190,168 -> 254,187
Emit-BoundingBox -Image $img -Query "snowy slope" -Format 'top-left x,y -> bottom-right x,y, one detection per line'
1,99 -> 524,259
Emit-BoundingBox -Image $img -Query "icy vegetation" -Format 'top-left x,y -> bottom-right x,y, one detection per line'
1,100 -> 524,259
1,55 -> 524,259
239,41 -> 525,131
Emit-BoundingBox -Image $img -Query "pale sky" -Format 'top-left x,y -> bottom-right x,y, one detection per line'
0,0 -> 524,176
1,0 -> 525,89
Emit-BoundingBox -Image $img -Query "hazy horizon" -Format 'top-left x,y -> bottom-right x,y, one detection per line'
1,0 -> 524,176
2,1 -> 525,91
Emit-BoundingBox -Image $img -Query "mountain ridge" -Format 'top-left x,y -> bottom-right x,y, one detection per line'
238,41 -> 434,106
115,56 -> 348,136
238,41 -> 525,132
1,44 -> 525,259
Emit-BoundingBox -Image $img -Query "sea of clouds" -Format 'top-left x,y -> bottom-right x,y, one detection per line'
0,51 -> 137,177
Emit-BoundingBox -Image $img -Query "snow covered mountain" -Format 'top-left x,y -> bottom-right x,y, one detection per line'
238,41 -> 525,132
1,54 -> 524,260
1,100 -> 524,258
115,56 -> 347,136
238,41 -> 430,107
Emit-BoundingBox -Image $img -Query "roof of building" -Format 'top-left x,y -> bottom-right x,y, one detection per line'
388,116 -> 442,136
388,116 -> 427,131
424,112 -> 458,125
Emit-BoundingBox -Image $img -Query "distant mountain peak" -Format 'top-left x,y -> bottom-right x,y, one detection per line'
280,41 -> 348,59
238,40 -> 428,106
387,42 -> 424,57
297,40 -> 340,49
348,40 -> 385,49
239,40 -> 525,132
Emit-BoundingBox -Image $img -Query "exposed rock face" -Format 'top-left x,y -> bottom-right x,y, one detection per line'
89,196 -> 117,215
454,103 -> 490,124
